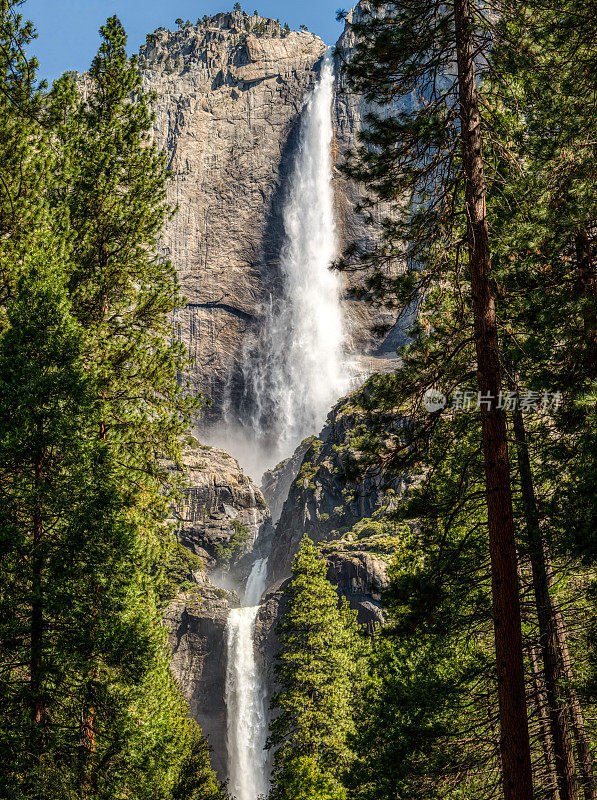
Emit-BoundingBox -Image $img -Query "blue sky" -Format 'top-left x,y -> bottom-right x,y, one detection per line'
23,0 -> 346,85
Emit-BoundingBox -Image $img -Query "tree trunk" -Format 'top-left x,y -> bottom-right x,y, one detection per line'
513,407 -> 579,800
551,569 -> 597,800
529,640 -> 560,799
574,229 -> 596,380
30,453 -> 45,754
453,2 -> 534,798
78,403 -> 106,787
78,685 -> 97,793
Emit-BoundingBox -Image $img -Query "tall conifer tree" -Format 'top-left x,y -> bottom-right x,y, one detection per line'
336,2 -> 537,795
0,10 -> 221,800
268,536 -> 362,800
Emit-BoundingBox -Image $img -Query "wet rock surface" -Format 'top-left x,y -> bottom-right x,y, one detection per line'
260,437 -> 312,524
268,394 -> 408,583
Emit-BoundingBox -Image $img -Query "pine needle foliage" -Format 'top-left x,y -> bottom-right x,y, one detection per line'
0,7 -> 222,799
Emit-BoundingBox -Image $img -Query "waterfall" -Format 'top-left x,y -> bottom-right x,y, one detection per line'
235,50 -> 354,472
223,52 -> 349,799
225,558 -> 270,800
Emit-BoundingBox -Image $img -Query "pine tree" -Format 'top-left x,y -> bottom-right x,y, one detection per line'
0,11 -> 222,800
269,756 -> 347,800
170,728 -> 224,800
344,392 -> 503,800
336,1 -> 597,798
267,536 -> 362,799
57,15 -> 197,460
0,0 -> 51,307
483,4 -> 597,796
0,244 -> 221,800
0,249 -> 147,794
43,18 -> 197,786
335,2 -> 549,795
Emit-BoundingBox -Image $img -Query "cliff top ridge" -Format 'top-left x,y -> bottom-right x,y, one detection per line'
137,8 -> 328,73
139,9 -> 322,57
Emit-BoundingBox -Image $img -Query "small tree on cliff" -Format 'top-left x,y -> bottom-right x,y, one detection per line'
267,536 -> 363,800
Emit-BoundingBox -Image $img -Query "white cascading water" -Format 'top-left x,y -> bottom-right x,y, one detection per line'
225,558 -> 270,800
237,50 -> 354,472
223,52 -> 350,800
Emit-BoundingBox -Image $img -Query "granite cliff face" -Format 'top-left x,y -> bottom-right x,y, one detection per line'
130,9 -> 410,783
137,9 -> 398,423
260,437 -> 311,524
165,581 -> 237,778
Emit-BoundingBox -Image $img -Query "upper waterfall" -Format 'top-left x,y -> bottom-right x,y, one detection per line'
219,50 -> 355,477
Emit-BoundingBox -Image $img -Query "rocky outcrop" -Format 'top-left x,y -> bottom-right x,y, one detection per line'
268,393 -> 408,583
173,440 -> 271,569
165,580 -> 238,777
260,437 -> 312,523
322,541 -> 390,629
254,579 -> 290,696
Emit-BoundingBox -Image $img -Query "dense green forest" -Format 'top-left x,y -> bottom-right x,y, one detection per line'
0,0 -> 595,799
0,3 -> 222,798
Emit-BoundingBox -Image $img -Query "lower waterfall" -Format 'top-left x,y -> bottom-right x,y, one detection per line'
225,558 -> 270,800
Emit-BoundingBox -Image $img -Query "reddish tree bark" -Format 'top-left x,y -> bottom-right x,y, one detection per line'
554,602 -> 597,800
529,640 -> 560,798
453,1 -> 534,798
30,452 -> 45,754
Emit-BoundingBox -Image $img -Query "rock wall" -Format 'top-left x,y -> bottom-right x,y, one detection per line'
138,9 -> 399,422
173,440 -> 272,569
165,582 -> 237,778
260,437 -> 312,524
268,393 -> 408,584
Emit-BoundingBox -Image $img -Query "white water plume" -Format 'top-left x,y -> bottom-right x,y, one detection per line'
222,53 -> 354,799
235,50 -> 354,472
225,558 -> 269,800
